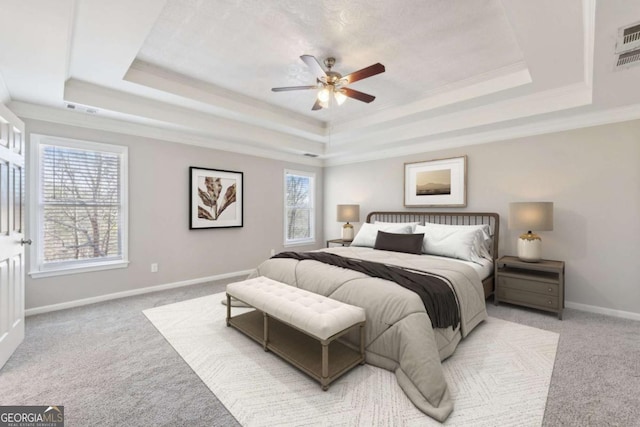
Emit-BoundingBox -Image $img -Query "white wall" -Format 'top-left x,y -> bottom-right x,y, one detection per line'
324,120 -> 640,316
25,119 -> 324,310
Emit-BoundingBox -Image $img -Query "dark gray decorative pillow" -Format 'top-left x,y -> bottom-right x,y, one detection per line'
374,231 -> 424,255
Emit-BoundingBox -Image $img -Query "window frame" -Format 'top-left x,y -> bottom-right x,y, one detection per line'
283,169 -> 315,247
28,134 -> 129,278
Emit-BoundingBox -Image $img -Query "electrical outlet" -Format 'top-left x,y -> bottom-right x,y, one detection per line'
151,263 -> 158,273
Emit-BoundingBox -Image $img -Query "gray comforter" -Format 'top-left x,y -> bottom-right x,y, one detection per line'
248,246 -> 487,422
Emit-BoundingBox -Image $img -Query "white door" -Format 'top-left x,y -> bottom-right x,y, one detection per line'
0,104 -> 25,369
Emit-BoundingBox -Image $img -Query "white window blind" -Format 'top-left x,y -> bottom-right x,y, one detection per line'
284,170 -> 315,245
30,135 -> 128,277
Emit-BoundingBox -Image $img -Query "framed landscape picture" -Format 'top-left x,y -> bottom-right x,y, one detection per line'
190,167 -> 243,229
404,156 -> 467,207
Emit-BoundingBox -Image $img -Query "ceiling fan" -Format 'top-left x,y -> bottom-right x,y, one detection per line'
271,55 -> 385,110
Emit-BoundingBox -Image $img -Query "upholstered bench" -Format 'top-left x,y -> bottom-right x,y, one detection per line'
226,276 -> 366,390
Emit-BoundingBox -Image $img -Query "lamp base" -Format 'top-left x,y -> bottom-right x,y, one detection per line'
342,223 -> 354,241
517,233 -> 542,262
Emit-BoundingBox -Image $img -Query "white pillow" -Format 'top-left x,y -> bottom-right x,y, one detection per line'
374,221 -> 421,232
414,223 -> 491,263
351,223 -> 413,248
424,223 -> 492,255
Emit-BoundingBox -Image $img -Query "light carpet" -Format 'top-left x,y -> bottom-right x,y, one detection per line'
143,292 -> 559,426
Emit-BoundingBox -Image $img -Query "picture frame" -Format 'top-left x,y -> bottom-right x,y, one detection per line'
404,156 -> 467,207
190,166 -> 243,229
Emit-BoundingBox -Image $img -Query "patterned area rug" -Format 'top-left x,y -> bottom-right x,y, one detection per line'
144,292 -> 558,426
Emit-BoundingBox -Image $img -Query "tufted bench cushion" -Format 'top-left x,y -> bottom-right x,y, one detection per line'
226,276 -> 366,390
226,276 -> 365,341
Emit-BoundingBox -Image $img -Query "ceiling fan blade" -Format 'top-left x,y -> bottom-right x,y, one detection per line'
300,55 -> 327,78
342,87 -> 376,103
342,63 -> 385,84
271,85 -> 317,92
311,99 -> 323,110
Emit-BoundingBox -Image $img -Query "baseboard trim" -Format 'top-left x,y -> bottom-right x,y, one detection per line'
26,274 -> 639,321
566,301 -> 640,322
25,269 -> 255,317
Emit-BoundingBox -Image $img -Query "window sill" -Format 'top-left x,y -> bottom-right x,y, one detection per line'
284,239 -> 316,248
29,260 -> 130,279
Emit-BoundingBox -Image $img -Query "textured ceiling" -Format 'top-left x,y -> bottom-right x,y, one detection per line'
136,0 -> 524,121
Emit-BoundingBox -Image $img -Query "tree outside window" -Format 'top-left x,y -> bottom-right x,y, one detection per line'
30,134 -> 128,277
285,170 -> 314,245
41,145 -> 121,263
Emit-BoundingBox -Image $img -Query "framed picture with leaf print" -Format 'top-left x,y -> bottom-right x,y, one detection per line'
190,167 -> 243,229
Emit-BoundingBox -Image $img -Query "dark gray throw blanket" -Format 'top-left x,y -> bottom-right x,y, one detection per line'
272,251 -> 460,329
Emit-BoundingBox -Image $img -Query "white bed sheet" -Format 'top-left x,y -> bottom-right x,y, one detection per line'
453,257 -> 494,281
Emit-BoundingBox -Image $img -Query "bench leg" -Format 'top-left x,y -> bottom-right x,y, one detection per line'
321,341 -> 329,391
359,323 -> 366,365
226,294 -> 231,326
263,312 -> 269,351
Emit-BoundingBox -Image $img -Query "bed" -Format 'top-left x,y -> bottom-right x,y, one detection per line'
248,211 -> 500,422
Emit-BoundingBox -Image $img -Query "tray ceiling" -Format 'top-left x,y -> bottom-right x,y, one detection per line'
136,0 -> 524,120
1,0 -> 640,165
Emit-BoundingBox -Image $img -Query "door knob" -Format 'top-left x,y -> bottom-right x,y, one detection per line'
20,238 -> 32,246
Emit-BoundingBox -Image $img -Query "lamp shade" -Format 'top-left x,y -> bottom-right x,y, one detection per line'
509,202 -> 553,262
509,202 -> 554,231
337,204 -> 360,223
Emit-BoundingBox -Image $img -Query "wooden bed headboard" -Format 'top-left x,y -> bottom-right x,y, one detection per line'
366,211 -> 500,260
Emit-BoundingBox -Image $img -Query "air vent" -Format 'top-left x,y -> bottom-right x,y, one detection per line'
303,153 -> 319,158
615,21 -> 640,70
623,24 -> 640,44
616,22 -> 640,53
616,48 -> 640,68
64,102 -> 99,114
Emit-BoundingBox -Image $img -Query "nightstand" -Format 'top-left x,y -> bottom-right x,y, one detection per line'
494,256 -> 565,319
326,239 -> 351,248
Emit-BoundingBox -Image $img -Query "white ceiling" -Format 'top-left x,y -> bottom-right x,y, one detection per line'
1,0 -> 640,165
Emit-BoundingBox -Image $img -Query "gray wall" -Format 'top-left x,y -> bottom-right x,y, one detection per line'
25,120 -> 323,310
324,120 -> 640,316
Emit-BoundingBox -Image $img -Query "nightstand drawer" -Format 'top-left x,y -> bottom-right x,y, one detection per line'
497,287 -> 559,309
494,256 -> 565,319
498,276 -> 559,296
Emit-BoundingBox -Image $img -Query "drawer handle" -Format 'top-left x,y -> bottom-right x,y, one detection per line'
548,300 -> 553,305
548,288 -> 552,292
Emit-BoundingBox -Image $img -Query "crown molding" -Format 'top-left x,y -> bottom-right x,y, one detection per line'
331,61 -> 532,136
63,79 -> 325,155
10,98 -> 640,169
124,59 -> 325,140
9,101 -> 323,166
326,81 -> 593,154
323,103 -> 640,166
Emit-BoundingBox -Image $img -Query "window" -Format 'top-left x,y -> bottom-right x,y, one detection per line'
284,169 -> 315,245
29,135 -> 128,278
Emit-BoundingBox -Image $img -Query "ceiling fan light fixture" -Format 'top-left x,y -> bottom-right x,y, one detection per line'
317,87 -> 331,103
272,55 -> 385,111
334,89 -> 347,105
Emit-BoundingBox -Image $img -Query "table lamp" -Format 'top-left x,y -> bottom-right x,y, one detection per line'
337,204 -> 360,241
509,202 -> 553,262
